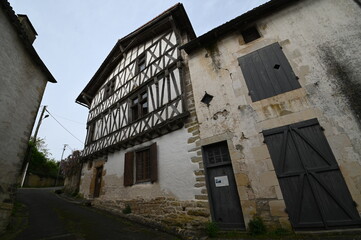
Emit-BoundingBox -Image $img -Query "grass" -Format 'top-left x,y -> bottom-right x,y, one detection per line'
0,202 -> 28,240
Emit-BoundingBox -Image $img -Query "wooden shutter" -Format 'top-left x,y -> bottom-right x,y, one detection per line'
238,42 -> 301,101
263,119 -> 361,229
150,142 -> 158,183
124,151 -> 134,186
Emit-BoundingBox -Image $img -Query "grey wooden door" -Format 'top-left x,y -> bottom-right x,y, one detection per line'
263,119 -> 361,230
203,142 -> 245,229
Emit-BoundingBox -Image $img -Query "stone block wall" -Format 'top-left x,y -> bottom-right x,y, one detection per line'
0,5 -> 49,232
93,197 -> 209,235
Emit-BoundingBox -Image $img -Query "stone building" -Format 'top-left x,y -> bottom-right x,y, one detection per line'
76,4 -> 208,234
0,0 -> 56,233
181,0 -> 361,231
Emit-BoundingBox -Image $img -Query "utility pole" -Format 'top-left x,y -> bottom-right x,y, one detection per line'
55,144 -> 67,186
20,105 -> 49,187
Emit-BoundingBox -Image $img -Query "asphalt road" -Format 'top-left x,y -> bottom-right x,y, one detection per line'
13,188 -> 178,240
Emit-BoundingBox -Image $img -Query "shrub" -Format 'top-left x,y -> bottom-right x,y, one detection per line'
205,221 -> 219,238
248,216 -> 266,235
122,205 -> 132,214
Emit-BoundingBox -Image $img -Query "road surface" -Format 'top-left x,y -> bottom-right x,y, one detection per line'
13,188 -> 178,240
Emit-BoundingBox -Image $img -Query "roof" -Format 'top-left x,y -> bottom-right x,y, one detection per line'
181,0 -> 300,54
0,0 -> 56,83
76,3 -> 195,107
17,14 -> 38,36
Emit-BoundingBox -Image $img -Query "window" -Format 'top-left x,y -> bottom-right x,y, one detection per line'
136,149 -> 151,183
86,123 -> 95,144
123,143 -> 157,186
203,141 -> 231,166
136,53 -> 146,74
241,26 -> 261,43
238,42 -> 301,102
130,90 -> 148,121
104,78 -> 115,99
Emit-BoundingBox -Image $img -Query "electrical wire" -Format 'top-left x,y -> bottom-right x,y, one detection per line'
45,109 -> 84,144
51,112 -> 85,125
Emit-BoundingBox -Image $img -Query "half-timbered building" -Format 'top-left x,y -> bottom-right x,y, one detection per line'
181,0 -> 361,232
76,4 -> 209,234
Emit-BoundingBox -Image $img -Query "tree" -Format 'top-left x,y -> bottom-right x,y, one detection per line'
28,138 -> 59,178
60,150 -> 82,178
61,150 -> 82,195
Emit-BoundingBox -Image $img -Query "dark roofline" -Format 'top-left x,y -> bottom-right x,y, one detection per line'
1,0 -> 56,83
181,0 -> 300,54
76,3 -> 195,107
17,14 -> 38,36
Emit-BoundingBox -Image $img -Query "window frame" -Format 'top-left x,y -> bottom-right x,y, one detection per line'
103,78 -> 116,99
124,143 -> 157,187
135,147 -> 151,183
136,53 -> 146,74
241,26 -> 261,43
129,89 -> 148,122
86,122 -> 96,144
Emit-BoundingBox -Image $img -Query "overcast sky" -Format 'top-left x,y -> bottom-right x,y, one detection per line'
9,0 -> 269,160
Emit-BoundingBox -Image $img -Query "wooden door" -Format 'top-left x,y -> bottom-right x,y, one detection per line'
94,166 -> 103,198
263,119 -> 361,230
203,141 -> 245,229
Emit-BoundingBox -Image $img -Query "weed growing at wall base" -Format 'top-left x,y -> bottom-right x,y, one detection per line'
122,205 -> 132,214
248,216 -> 266,235
205,221 -> 219,237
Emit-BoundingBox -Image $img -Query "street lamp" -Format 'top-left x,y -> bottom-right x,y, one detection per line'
20,106 -> 48,187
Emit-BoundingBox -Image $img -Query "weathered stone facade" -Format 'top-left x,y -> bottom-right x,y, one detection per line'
0,1 -> 56,232
183,0 -> 361,231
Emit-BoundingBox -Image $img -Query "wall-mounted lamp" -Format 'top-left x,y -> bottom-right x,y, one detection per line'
201,91 -> 214,106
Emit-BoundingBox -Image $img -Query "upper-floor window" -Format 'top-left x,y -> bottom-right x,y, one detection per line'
104,78 -> 115,99
241,26 -> 261,43
86,123 -> 95,144
130,90 -> 148,122
136,53 -> 146,74
238,42 -> 301,102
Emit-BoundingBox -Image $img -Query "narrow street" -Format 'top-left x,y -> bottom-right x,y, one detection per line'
12,188 -> 178,240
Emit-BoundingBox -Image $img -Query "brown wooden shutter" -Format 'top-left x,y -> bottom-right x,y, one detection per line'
124,151 -> 134,186
150,142 -> 158,183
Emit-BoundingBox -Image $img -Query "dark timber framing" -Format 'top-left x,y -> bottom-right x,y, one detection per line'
76,4 -> 195,160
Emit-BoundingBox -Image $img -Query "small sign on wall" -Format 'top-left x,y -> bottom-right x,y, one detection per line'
215,176 -> 229,187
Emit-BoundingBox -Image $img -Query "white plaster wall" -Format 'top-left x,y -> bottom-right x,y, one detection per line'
80,127 -> 200,201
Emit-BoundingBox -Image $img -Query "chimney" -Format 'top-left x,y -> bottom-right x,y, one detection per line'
17,14 -> 37,44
